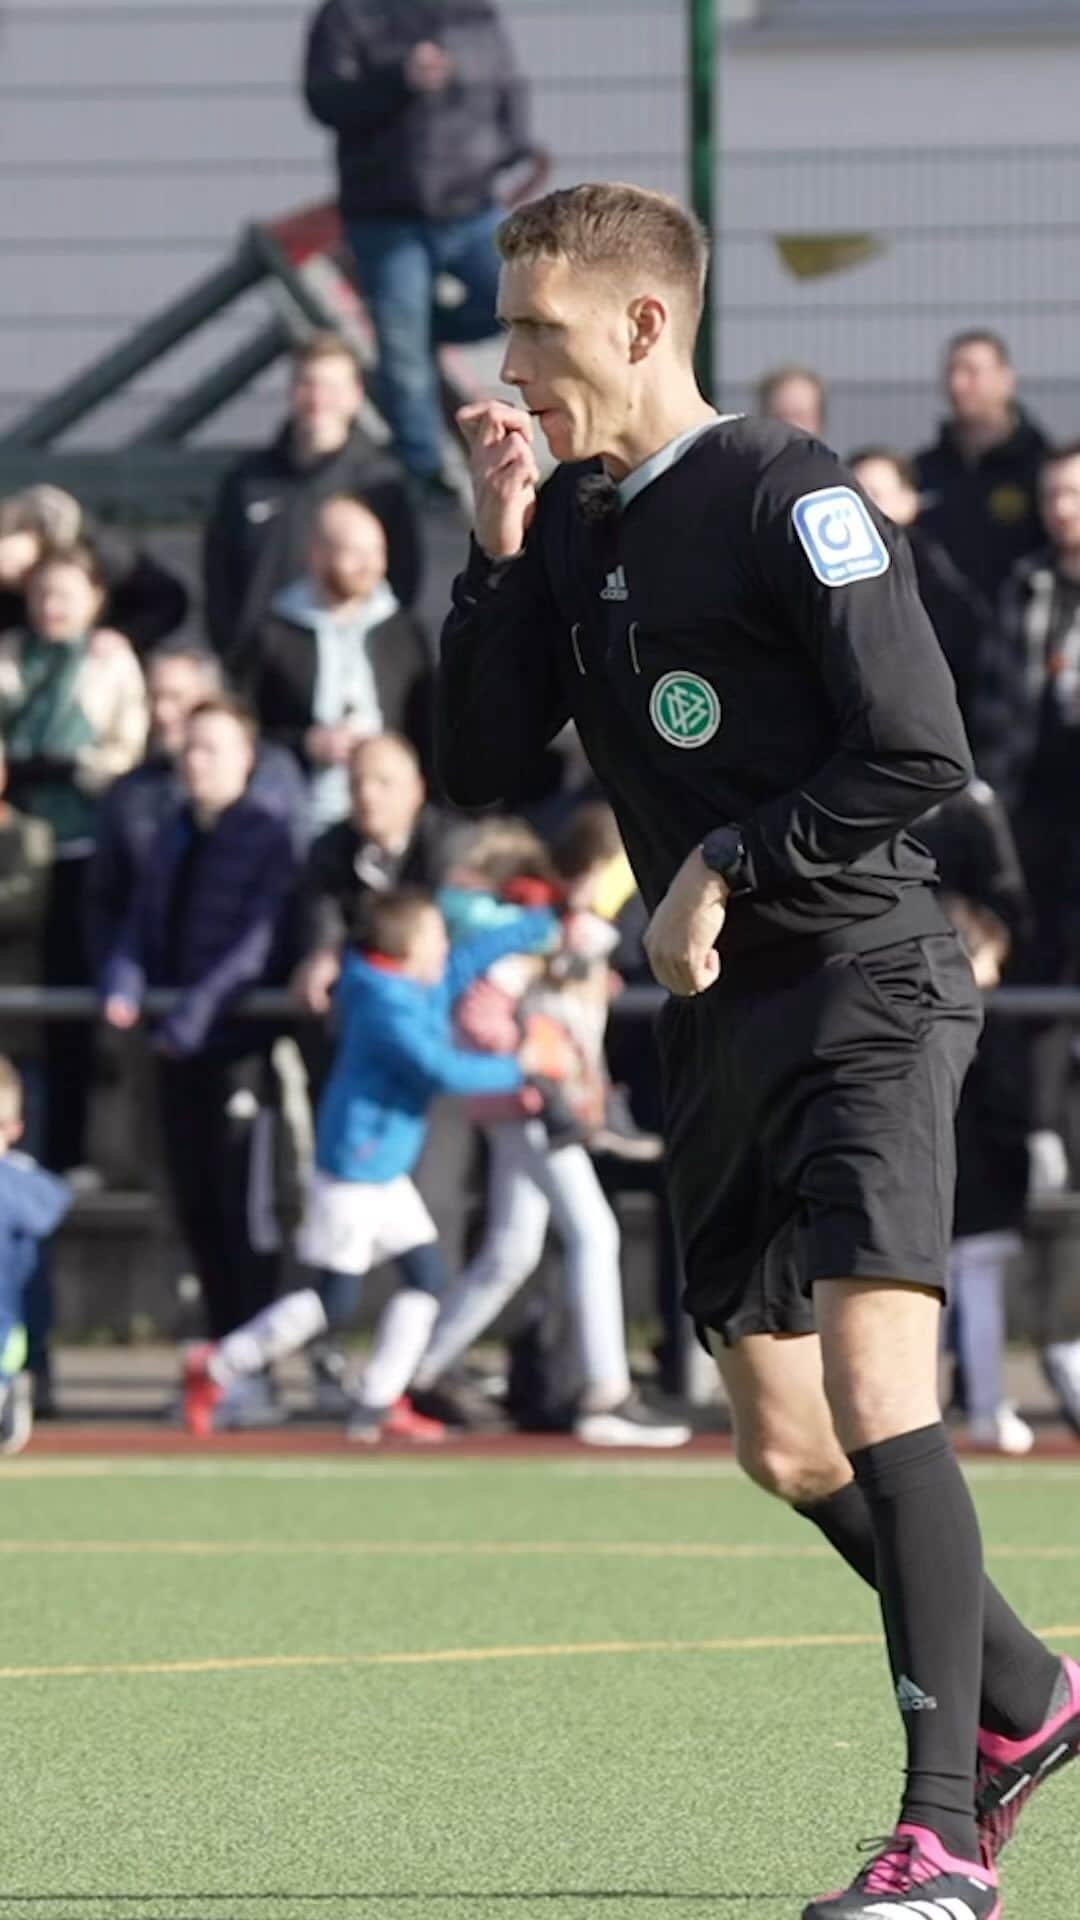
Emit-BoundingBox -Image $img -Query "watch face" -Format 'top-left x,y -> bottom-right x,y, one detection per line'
705,830 -> 739,876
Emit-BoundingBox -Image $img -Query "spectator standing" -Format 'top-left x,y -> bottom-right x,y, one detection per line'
88,643 -> 308,975
303,0 -> 536,499
100,699 -> 297,1353
970,441 -> 1080,1432
246,496 -> 431,825
849,446 -> 992,740
293,731 -> 451,1018
914,330 -> 1049,603
0,544 -> 147,1176
203,333 -> 421,666
972,442 -> 1080,996
0,1058 -> 71,1455
756,365 -> 827,438
917,784 -> 1034,1455
0,487 -> 188,655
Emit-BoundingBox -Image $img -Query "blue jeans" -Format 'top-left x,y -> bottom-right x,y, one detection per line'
347,206 -> 503,479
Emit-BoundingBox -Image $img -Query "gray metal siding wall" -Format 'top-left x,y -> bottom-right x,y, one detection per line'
4,1 -> 1079,451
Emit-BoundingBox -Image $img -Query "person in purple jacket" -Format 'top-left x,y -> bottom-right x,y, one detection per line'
99,696 -> 298,1352
181,883 -> 556,1445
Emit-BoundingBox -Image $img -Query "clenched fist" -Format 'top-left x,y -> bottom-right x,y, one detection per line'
457,401 -> 540,559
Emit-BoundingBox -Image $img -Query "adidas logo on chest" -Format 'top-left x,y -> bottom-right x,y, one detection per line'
600,565 -> 628,601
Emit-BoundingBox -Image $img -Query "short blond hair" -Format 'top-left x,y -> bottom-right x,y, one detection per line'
0,1056 -> 23,1129
498,182 -> 708,349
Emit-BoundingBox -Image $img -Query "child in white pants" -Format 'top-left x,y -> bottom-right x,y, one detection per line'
182,884 -> 558,1440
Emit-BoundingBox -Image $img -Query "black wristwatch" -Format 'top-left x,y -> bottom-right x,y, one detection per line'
700,825 -> 751,896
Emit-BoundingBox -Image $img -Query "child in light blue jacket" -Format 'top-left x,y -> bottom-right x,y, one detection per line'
182,886 -> 556,1443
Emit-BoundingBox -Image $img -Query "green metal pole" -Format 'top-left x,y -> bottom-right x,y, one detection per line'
689,0 -> 717,399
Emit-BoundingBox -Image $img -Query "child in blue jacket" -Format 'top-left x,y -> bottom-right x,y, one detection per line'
0,1056 -> 72,1453
183,884 -> 557,1441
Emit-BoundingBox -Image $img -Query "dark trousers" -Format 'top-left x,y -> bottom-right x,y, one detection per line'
42,853 -> 94,1172
155,1048 -> 282,1339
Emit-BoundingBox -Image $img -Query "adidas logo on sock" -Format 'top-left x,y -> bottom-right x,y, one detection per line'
896,1673 -> 938,1713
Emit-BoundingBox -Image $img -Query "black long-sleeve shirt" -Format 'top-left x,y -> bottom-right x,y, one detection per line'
438,417 -> 973,962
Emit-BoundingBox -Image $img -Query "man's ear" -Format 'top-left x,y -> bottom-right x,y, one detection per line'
628,295 -> 668,363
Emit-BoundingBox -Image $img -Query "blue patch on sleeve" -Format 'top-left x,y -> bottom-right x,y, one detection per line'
791,486 -> 891,587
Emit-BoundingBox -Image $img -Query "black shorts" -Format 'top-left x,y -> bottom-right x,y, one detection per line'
658,932 -> 983,1345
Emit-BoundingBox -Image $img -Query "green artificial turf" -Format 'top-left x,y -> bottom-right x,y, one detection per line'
0,1454 -> 1077,1919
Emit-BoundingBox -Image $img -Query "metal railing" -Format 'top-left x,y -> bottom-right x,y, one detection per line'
2,985 -> 1078,1021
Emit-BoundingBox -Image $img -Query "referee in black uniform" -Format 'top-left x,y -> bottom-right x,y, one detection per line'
435,183 -> 1080,1920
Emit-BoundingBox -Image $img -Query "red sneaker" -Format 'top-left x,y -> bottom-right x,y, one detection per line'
381,1397 -> 448,1444
182,1344 -> 224,1439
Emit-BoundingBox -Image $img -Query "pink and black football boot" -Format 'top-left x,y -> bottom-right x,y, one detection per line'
803,1824 -> 1000,1920
977,1654 -> 1080,1857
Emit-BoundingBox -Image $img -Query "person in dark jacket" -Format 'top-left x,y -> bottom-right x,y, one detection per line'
0,486 -> 189,655
87,642 -> 309,976
245,495 -> 432,825
849,446 -> 993,742
916,783 -> 1034,1455
303,0 -> 538,495
100,697 -> 298,1347
292,731 -> 452,1016
968,441 -> 1080,1256
202,332 -> 421,665
913,329 -> 1049,603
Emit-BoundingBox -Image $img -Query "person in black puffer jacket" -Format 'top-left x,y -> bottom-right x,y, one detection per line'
203,333 -> 421,668
303,0 -> 540,495
913,329 -> 1049,604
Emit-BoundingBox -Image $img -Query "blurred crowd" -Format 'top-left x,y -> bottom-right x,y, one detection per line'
0,321 -> 1078,1454
1,0 -> 1079,1452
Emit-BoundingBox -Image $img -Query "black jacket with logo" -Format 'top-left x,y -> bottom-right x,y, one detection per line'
914,407 -> 1049,604
202,421 -> 421,665
438,418 -> 973,963
248,603 -> 433,773
304,0 -> 530,223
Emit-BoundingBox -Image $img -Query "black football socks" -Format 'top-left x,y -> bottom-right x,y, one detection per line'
847,1423 -> 984,1860
797,1468 -> 1061,1743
